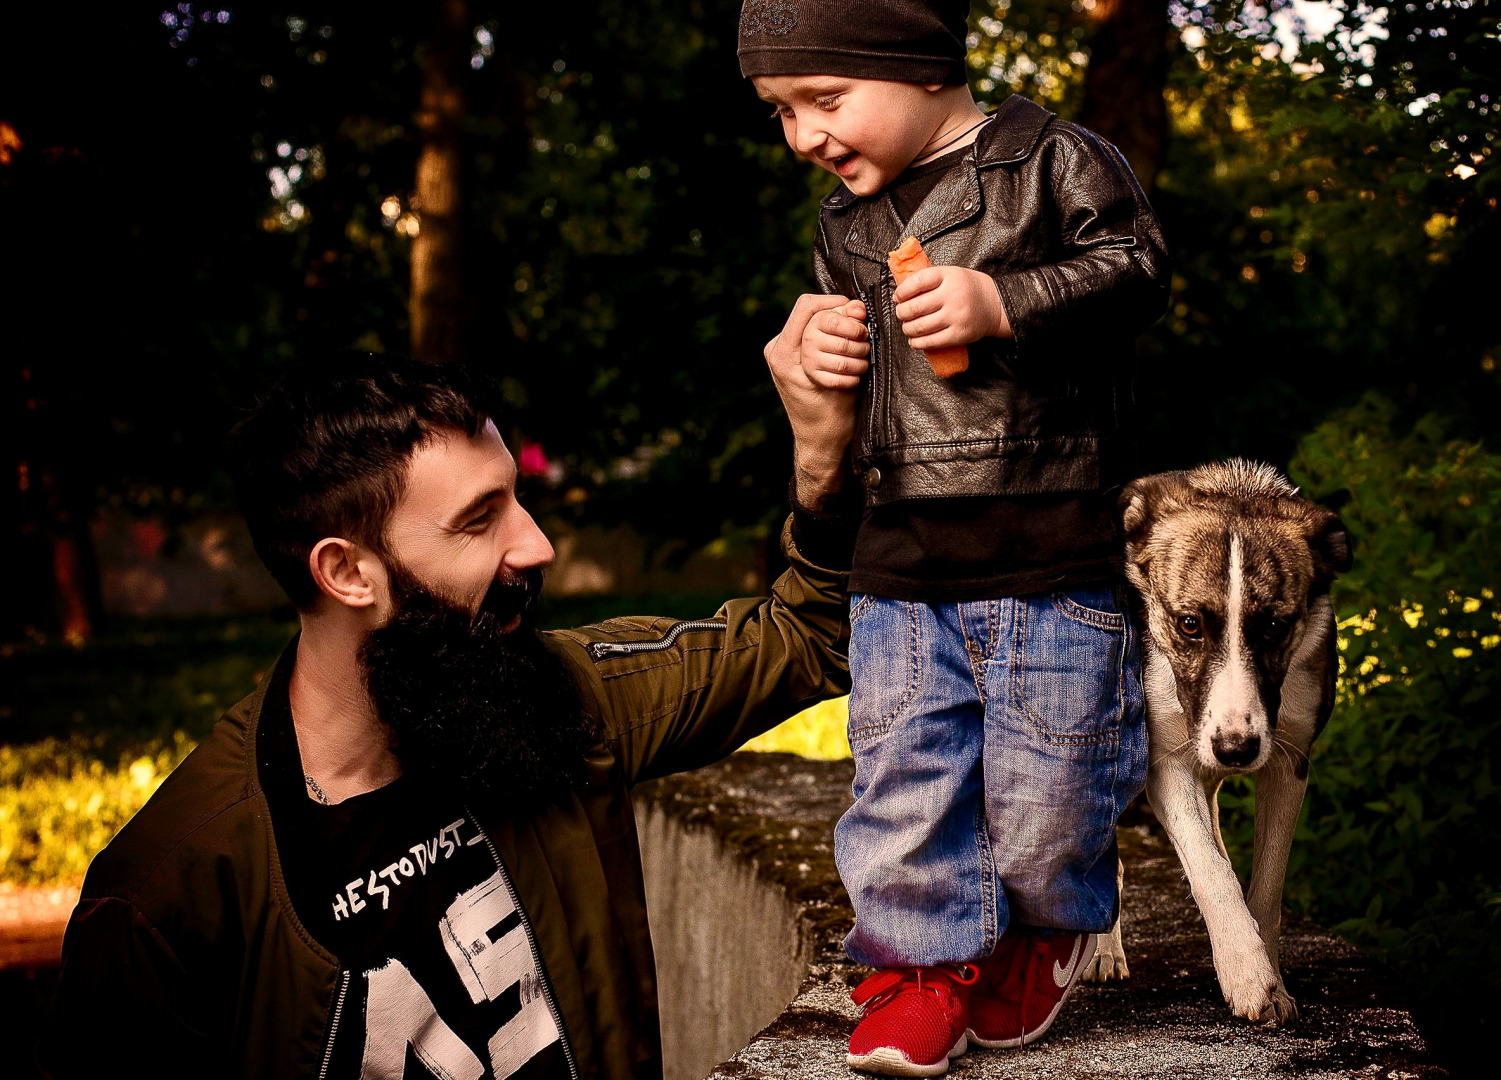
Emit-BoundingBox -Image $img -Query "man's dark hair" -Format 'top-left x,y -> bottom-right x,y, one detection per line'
226,352 -> 499,609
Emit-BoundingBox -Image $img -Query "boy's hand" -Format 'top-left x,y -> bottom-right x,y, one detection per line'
765,294 -> 860,505
799,299 -> 870,391
893,266 -> 1013,350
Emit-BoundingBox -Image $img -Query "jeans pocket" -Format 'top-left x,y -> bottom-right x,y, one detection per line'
848,598 -> 923,746
1050,585 -> 1127,632
1010,589 -> 1125,748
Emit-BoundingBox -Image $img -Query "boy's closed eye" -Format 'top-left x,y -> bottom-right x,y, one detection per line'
768,96 -> 842,119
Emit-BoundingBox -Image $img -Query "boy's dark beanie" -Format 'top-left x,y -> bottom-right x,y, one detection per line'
737,0 -> 970,86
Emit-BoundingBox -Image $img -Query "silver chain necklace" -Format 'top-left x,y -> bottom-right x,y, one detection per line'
304,774 -> 332,805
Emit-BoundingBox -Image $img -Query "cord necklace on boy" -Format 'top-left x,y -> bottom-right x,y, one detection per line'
912,113 -> 993,166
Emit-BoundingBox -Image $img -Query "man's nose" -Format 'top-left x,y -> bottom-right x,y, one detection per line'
504,505 -> 555,572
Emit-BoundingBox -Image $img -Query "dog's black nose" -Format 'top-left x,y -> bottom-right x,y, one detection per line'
1212,732 -> 1262,768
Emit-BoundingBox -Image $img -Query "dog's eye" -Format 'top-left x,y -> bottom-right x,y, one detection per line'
1176,614 -> 1202,638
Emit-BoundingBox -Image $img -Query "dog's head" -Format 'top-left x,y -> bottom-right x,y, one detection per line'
1120,460 -> 1351,774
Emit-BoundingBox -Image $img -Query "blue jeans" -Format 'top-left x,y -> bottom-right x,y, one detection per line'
834,587 -> 1147,968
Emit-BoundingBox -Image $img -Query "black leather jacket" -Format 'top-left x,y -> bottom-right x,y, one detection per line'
814,95 -> 1171,505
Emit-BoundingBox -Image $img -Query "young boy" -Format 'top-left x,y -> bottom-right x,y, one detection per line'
741,1 -> 1170,1075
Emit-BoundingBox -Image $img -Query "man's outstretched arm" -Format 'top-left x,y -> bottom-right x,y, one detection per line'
547,295 -> 862,784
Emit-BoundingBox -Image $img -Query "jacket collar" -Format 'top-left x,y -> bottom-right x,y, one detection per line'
822,94 -> 1056,265
972,94 -> 1055,166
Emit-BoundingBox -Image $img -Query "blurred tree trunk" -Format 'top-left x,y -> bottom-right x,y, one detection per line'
410,0 -> 469,363
40,467 -> 100,644
1079,0 -> 1170,193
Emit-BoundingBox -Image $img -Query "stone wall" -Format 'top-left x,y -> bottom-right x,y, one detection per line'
634,753 -> 1448,1080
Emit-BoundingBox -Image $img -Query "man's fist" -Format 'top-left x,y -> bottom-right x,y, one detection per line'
893,265 -> 1012,351
799,299 -> 870,391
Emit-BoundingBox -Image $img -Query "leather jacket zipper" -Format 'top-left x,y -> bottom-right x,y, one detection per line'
467,809 -> 582,1080
858,281 -> 882,456
584,620 -> 725,661
316,969 -> 351,1080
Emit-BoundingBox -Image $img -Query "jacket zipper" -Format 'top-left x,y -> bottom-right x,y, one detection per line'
315,969 -> 351,1080
584,620 -> 725,661
858,281 -> 883,455
467,809 -> 582,1080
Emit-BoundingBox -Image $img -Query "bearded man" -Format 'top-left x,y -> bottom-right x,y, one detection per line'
41,297 -> 860,1080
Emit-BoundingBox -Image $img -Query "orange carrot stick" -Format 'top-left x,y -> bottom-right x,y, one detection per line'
887,236 -> 969,378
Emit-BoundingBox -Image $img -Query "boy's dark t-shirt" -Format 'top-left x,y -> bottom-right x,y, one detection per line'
847,147 -> 1123,603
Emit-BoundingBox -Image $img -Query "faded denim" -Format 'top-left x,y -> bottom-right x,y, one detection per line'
834,587 -> 1147,968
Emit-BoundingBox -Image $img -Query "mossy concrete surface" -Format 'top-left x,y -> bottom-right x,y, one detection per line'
634,753 -> 1446,1080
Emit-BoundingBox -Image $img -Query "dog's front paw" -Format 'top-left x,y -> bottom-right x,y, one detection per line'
1081,928 -> 1129,982
1217,953 -> 1288,1025
1266,979 -> 1298,1025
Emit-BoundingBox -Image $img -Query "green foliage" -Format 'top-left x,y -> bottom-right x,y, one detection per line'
1137,0 -> 1500,469
0,735 -> 195,885
967,0 -> 1094,112
1291,393 -> 1500,936
0,616 -> 292,884
740,695 -> 852,760
1,615 -> 296,748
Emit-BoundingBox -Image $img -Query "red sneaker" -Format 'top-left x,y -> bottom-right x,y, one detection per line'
966,930 -> 1097,1049
847,965 -> 980,1077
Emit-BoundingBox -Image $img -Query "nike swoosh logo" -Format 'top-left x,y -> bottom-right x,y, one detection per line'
1053,936 -> 1082,988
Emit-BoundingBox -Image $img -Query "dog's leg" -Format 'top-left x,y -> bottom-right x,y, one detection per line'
1082,856 -> 1130,982
1244,758 -> 1307,1023
1148,760 -> 1283,1023
1204,777 -> 1228,860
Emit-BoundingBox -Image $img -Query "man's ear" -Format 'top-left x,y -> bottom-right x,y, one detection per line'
308,538 -> 380,610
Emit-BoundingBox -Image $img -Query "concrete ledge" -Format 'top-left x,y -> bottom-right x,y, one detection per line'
634,753 -> 1446,1080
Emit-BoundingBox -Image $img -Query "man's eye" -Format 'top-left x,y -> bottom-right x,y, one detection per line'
465,511 -> 495,530
768,105 -> 785,120
814,94 -> 843,110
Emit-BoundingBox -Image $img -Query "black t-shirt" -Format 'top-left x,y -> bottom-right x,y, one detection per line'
258,682 -> 571,1080
847,139 -> 1123,603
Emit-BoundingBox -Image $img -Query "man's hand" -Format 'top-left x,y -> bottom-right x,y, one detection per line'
799,299 -> 870,392
766,294 -> 859,509
893,265 -> 1013,350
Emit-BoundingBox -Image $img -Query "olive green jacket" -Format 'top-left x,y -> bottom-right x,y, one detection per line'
42,518 -> 851,1080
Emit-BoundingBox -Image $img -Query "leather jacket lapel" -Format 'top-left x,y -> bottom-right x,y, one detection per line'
904,154 -> 986,244
842,195 -> 905,268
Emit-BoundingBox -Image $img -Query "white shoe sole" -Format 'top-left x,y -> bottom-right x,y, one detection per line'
847,1033 -> 967,1077
967,934 -> 1099,1050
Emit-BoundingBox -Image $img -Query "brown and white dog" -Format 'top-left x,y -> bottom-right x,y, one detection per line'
1080,461 -> 1351,1024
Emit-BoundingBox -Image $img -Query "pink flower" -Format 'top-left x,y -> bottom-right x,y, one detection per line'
518,441 -> 552,478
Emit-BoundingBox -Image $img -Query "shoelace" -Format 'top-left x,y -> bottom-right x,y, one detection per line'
850,965 -> 980,1016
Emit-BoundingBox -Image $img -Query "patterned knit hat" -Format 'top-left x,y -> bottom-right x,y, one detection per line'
737,0 -> 971,86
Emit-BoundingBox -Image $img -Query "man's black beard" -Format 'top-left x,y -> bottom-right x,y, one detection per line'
357,558 -> 598,807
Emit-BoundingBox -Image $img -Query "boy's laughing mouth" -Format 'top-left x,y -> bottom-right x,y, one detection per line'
828,151 -> 859,176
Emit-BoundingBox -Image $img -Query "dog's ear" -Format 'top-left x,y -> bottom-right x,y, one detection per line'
1119,472 -> 1192,565
1307,506 -> 1353,581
